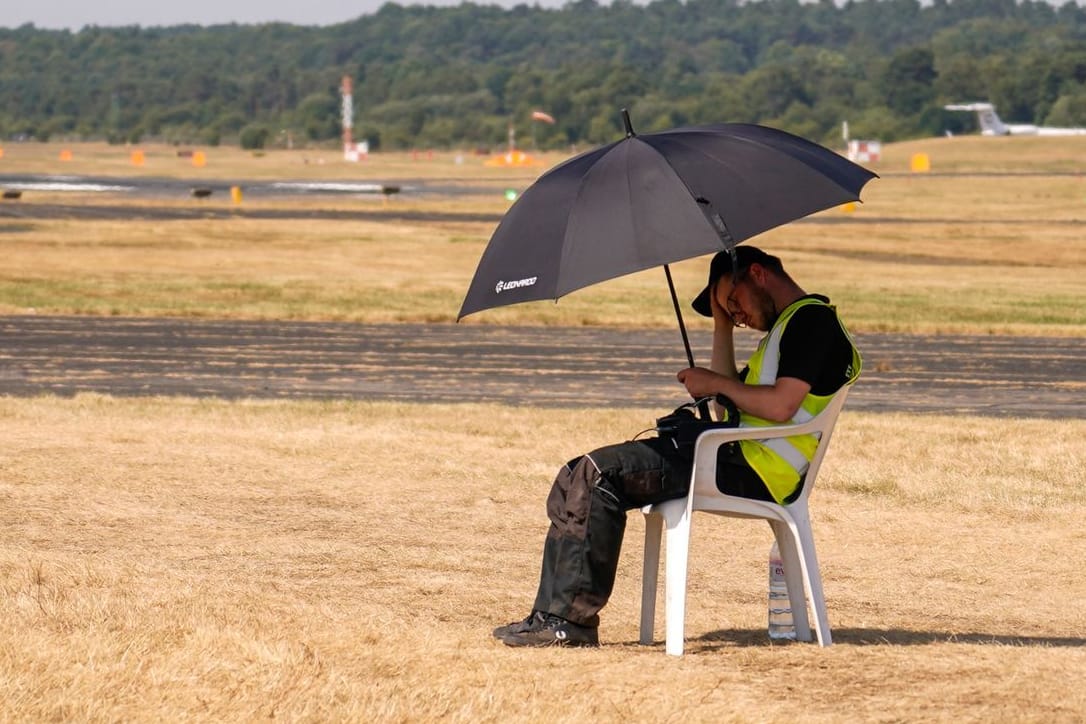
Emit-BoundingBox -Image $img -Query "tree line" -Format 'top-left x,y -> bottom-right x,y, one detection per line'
2,0 -> 1086,150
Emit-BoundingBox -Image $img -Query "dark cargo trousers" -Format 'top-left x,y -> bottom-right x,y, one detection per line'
530,435 -> 775,627
531,437 -> 691,627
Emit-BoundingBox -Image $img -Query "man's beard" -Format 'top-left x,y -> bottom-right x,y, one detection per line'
749,285 -> 779,332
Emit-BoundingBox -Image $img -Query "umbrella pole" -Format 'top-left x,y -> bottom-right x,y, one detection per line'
663,264 -> 695,368
664,264 -> 713,421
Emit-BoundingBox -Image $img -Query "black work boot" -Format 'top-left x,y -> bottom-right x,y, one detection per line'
499,614 -> 600,648
492,611 -> 545,639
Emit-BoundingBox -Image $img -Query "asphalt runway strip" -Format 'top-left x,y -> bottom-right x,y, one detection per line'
1,316 -> 1082,419
6,201 -> 1086,227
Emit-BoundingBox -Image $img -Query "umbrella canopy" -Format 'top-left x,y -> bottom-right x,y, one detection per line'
458,115 -> 877,323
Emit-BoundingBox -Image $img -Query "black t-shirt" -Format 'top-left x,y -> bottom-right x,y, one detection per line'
743,295 -> 857,396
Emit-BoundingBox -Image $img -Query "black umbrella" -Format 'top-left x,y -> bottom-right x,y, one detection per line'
458,110 -> 877,369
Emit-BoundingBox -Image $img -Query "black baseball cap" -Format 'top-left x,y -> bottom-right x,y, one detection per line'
691,246 -> 778,317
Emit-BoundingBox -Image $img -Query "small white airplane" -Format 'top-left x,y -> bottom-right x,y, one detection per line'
944,102 -> 1086,136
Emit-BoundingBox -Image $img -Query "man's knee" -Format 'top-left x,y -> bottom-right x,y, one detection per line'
588,440 -> 688,508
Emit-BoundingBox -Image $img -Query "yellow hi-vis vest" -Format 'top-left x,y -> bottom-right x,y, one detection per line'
738,296 -> 862,504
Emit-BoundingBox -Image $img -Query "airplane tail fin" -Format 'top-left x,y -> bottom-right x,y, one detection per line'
975,106 -> 1009,136
944,103 -> 1008,136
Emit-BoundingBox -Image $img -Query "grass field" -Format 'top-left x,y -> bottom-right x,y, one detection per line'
2,133 -> 1085,177
0,140 -> 565,182
2,396 -> 1084,721
1,137 -> 1085,721
2,137 -> 1086,335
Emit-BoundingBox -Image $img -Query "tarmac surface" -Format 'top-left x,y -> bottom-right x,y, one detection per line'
2,315 -> 1082,419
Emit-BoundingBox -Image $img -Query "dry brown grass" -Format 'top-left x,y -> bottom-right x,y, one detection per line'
2,137 -> 1085,335
2,134 -> 1086,178
2,395 -> 1084,721
878,134 -> 1086,174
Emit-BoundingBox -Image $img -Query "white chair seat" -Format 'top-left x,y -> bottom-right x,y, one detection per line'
639,387 -> 851,656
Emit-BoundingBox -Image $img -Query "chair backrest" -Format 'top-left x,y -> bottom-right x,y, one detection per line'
786,385 -> 851,507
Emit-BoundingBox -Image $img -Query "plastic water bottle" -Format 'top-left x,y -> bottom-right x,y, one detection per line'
767,541 -> 796,640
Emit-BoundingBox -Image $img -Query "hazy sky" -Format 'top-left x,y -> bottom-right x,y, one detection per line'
1,0 -> 571,30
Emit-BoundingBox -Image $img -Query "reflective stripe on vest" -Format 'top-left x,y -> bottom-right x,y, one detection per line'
738,296 -> 862,504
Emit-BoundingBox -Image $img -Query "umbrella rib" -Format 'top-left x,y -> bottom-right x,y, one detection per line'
661,128 -> 871,197
638,139 -> 738,251
630,139 -> 733,269
554,156 -> 609,300
543,139 -> 627,301
647,131 -> 874,243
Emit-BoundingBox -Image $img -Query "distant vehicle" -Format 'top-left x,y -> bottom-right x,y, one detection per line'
944,102 -> 1086,136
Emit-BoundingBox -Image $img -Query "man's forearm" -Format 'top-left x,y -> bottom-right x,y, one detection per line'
709,320 -> 739,420
709,319 -> 739,380
715,376 -> 811,423
677,367 -> 811,423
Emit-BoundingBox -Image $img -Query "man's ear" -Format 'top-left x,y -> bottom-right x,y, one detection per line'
749,262 -> 770,285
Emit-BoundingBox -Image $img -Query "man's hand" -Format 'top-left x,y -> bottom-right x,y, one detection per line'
677,366 -> 725,399
709,279 -> 735,328
678,368 -> 814,423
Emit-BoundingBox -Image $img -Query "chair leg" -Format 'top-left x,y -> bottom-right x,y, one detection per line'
792,515 -> 832,646
663,501 -> 692,656
640,509 -> 663,645
770,520 -> 813,642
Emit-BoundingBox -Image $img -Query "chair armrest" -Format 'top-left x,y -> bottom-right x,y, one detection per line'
689,412 -> 833,475
691,386 -> 849,454
685,388 -> 850,503
692,418 -> 823,449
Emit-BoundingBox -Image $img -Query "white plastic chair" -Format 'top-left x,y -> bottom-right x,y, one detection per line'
639,387 -> 851,655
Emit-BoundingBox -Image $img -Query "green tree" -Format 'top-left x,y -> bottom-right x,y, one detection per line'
1,1 -> 1084,148
239,123 -> 271,150
881,45 -> 937,115
1045,90 -> 1086,126
295,92 -> 340,141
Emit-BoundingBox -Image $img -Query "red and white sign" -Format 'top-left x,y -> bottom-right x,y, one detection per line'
847,140 -> 881,163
